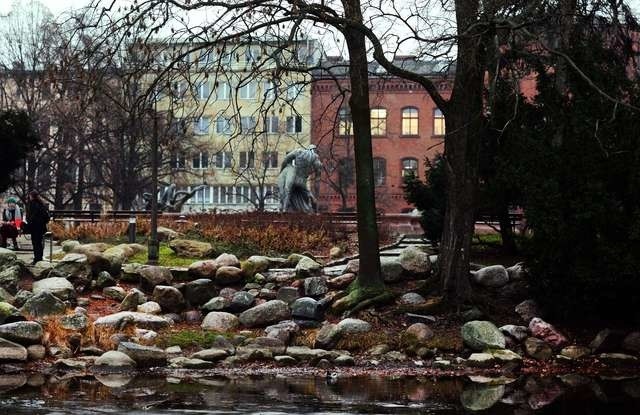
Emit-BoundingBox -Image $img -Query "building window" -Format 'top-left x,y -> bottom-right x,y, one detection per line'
286,116 -> 302,133
214,151 -> 232,169
401,158 -> 418,178
240,116 -> 257,133
239,82 -> 256,100
401,107 -> 419,136
244,46 -> 261,64
262,151 -> 278,168
193,117 -> 211,135
264,116 -> 279,134
192,152 -> 209,169
373,157 -> 386,186
371,108 -> 387,136
170,153 -> 186,169
216,81 -> 230,100
338,158 -> 355,188
433,108 -> 445,136
196,81 -> 210,100
215,116 -> 233,135
198,51 -> 212,67
239,151 -> 255,168
174,81 -> 188,100
286,83 -> 303,100
338,107 -> 352,136
263,80 -> 276,100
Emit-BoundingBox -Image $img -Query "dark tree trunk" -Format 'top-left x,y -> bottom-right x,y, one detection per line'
343,0 -> 383,290
498,200 -> 518,255
438,0 -> 487,306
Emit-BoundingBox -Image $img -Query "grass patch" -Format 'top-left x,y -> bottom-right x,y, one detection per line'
127,244 -> 200,267
156,329 -> 229,349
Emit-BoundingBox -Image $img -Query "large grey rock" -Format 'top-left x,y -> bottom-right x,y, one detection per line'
515,299 -> 541,323
529,318 -> 568,349
406,323 -> 434,341
152,285 -> 185,313
471,265 -> 509,288
30,261 -> 53,280
12,290 -> 33,308
119,288 -> 147,311
0,302 -> 23,324
0,321 -> 43,344
337,318 -> 372,335
228,291 -> 255,312
201,296 -> 230,312
507,262 -> 526,280
380,257 -> 404,282
499,325 -> 529,342
399,292 -> 426,305
60,313 -> 89,331
215,266 -> 244,285
276,286 -> 300,304
20,291 -> 66,317
461,321 -> 506,351
291,297 -> 323,321
201,312 -> 239,332
139,266 -> 173,292
169,239 -> 214,258
188,260 -> 218,278
93,312 -> 170,330
398,245 -> 431,275
0,247 -> 18,267
304,277 -> 328,297
295,256 -> 322,279
103,286 -> 126,301
184,278 -> 217,307
157,226 -> 179,241
286,346 -> 332,362
314,323 -> 342,349
461,383 -> 505,411
117,342 -> 166,367
137,301 -> 161,315
241,256 -> 271,277
0,265 -> 23,294
0,337 -> 27,361
524,337 -> 553,360
61,240 -> 80,253
95,271 -> 116,289
344,259 -> 359,275
94,350 -> 136,368
238,300 -> 291,328
32,277 -> 76,301
70,243 -> 111,255
191,348 -> 229,362
0,287 -> 14,304
50,253 -> 91,290
244,336 -> 286,355
265,320 -> 299,344
214,253 -> 241,268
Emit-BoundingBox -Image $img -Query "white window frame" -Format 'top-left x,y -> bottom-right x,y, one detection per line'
193,116 -> 211,135
264,116 -> 279,134
215,116 -> 233,135
217,81 -> 231,100
239,82 -> 256,100
286,115 -> 302,133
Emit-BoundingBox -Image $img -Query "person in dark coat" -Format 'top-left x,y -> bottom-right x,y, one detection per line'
25,190 -> 49,264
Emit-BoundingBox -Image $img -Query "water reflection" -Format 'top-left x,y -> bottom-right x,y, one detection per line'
0,371 -> 638,414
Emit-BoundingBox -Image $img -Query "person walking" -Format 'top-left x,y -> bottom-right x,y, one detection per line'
0,197 -> 22,249
25,190 -> 49,264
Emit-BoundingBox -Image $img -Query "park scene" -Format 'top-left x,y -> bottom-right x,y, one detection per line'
1,0 -> 640,413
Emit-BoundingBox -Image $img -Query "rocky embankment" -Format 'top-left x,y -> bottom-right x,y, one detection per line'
0,240 -> 639,376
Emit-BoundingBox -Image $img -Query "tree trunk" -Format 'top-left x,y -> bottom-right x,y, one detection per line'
498,199 -> 518,255
438,0 -> 487,306
343,0 -> 383,291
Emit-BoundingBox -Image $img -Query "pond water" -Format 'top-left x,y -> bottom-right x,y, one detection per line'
0,371 -> 638,414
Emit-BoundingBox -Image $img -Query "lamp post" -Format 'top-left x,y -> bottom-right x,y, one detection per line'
148,99 -> 159,264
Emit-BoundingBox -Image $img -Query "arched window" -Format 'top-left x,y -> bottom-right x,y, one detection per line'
370,108 -> 387,136
433,108 -> 445,136
401,107 -> 419,136
401,157 -> 419,178
373,157 -> 386,186
338,107 -> 352,136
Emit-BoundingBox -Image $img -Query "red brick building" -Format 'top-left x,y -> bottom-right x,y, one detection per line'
311,57 -> 451,213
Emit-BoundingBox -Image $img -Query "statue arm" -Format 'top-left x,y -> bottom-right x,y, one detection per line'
280,150 -> 300,171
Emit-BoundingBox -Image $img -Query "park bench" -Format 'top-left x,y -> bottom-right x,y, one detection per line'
50,210 -> 101,223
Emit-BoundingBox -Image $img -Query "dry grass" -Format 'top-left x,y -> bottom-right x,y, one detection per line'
41,314 -> 137,351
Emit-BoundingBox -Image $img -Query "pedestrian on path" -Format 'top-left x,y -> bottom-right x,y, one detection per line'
0,197 -> 22,250
25,190 -> 49,264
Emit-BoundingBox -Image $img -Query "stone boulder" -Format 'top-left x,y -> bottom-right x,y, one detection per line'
50,254 -> 91,290
380,257 -> 404,282
241,256 -> 271,277
405,323 -> 434,342
499,325 -> 529,342
188,260 -> 218,278
228,291 -> 255,313
30,261 -> 53,280
60,313 -> 89,331
291,297 -> 323,321
93,312 -> 171,330
314,323 -> 341,349
214,253 -> 241,268
0,337 -> 27,361
0,247 -> 18,267
461,321 -> 506,351
137,301 -> 162,315
61,240 -> 80,252
327,273 -> 356,290
184,279 -> 217,307
238,300 -> 291,328
103,286 -> 126,301
276,287 -> 300,305
507,262 -> 526,281
524,337 -> 553,360
169,239 -> 214,258
117,342 -> 166,367
20,291 -> 66,317
201,312 -> 239,332
344,259 -> 360,275
120,288 -> 147,311
215,266 -> 244,285
461,384 -> 505,412
295,256 -> 322,279
139,266 -> 173,292
515,299 -> 541,323
304,277 -> 328,297
471,265 -> 509,288
0,265 -> 24,294
191,348 -> 229,362
157,226 -> 179,241
0,321 -> 43,344
0,302 -> 24,324
398,245 -> 431,275
337,318 -> 372,335
529,318 -> 568,349
265,320 -> 299,344
399,292 -> 426,305
94,350 -> 137,369
71,243 -> 111,255
32,277 -> 76,301
152,286 -> 185,313
95,271 -> 117,289
201,296 -> 230,312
